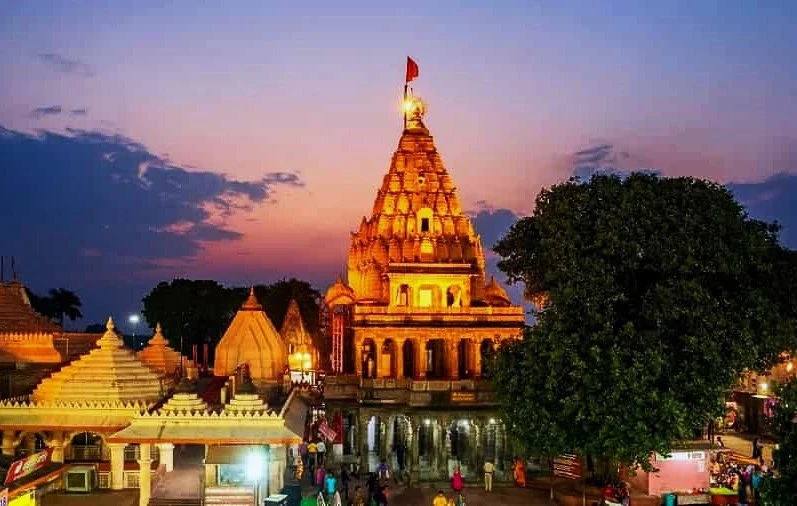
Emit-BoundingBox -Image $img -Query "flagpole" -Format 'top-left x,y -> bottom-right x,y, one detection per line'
403,82 -> 408,131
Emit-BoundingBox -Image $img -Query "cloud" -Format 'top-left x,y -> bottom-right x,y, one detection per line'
0,126 -> 304,294
569,142 -> 658,181
70,108 -> 88,116
37,53 -> 94,77
29,105 -> 62,118
729,172 -> 797,249
469,201 -> 522,253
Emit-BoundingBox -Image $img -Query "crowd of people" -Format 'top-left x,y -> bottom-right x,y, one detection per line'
710,441 -> 773,506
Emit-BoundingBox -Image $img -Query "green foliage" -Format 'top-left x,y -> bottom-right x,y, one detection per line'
492,173 -> 797,469
141,278 -> 323,363
26,287 -> 83,326
760,379 -> 797,506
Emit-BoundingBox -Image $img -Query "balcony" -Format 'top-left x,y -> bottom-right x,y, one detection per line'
324,375 -> 496,406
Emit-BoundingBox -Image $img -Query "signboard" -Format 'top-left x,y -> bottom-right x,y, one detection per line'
553,454 -> 582,480
451,391 -> 476,402
318,421 -> 337,442
0,488 -> 7,506
4,448 -> 53,486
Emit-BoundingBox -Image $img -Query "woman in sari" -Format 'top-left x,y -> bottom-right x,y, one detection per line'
514,457 -> 526,487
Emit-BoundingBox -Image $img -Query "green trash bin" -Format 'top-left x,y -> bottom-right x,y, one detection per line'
663,493 -> 677,506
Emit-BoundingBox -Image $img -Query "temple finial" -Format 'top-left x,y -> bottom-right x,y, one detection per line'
106,316 -> 115,331
155,322 -> 162,333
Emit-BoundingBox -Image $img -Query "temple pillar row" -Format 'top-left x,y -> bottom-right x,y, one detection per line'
157,443 -> 174,472
2,431 -> 16,456
50,431 -> 64,463
137,443 -> 152,506
108,443 -> 126,490
270,444 -> 286,495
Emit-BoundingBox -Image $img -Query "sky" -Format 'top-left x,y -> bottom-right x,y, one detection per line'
1,1 -> 797,331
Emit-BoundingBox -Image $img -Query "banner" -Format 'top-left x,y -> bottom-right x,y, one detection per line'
553,454 -> 582,480
318,420 -> 337,442
4,448 -> 53,485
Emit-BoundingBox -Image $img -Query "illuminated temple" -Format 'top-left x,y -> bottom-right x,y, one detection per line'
323,95 -> 525,481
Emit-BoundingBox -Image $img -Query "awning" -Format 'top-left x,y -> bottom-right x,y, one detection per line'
205,445 -> 263,465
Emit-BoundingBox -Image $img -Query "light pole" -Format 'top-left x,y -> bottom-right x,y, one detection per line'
128,314 -> 141,348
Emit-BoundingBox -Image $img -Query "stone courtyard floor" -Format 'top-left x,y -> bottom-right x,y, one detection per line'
390,484 -> 553,506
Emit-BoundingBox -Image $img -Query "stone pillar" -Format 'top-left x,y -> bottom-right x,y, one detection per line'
25,435 -> 36,454
2,431 -> 16,456
358,411 -> 369,473
395,339 -> 405,379
415,338 -> 427,379
472,421 -> 483,475
495,423 -> 505,474
270,444 -> 286,495
449,340 -> 460,380
374,338 -> 384,378
472,340 -> 482,377
137,443 -> 153,506
355,337 -> 364,378
50,431 -> 64,463
108,443 -> 126,490
157,443 -> 174,472
409,418 -> 420,484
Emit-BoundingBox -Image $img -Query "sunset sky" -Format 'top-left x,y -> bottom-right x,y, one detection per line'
1,1 -> 797,329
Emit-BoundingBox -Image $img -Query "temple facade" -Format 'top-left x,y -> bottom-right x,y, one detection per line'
323,96 -> 525,482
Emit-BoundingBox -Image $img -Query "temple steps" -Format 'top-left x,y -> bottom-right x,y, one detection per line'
148,499 -> 201,506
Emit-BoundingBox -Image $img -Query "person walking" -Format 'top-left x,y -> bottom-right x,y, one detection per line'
451,466 -> 464,493
352,486 -> 366,506
324,470 -> 337,503
483,460 -> 494,492
455,492 -> 466,506
340,466 -> 350,502
432,490 -> 448,506
513,457 -> 526,487
317,439 -> 327,467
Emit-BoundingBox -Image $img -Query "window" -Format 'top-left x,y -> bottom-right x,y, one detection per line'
398,285 -> 409,306
421,217 -> 430,232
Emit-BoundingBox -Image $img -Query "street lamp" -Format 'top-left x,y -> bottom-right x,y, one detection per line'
128,314 -> 141,347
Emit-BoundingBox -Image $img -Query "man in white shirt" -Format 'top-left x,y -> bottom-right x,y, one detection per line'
483,460 -> 495,491
317,439 -> 326,466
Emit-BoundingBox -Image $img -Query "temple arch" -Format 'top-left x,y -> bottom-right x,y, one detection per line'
457,339 -> 472,378
480,339 -> 495,378
402,340 -> 415,378
425,340 -> 446,378
66,431 -> 105,461
361,339 -> 376,378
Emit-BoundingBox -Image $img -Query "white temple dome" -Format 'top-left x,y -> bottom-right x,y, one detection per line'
32,317 -> 166,404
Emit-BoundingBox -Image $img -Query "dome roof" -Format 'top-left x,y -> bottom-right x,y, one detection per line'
346,97 -> 487,302
324,275 -> 356,306
484,276 -> 511,306
213,288 -> 288,382
137,322 -> 194,377
32,317 -> 166,404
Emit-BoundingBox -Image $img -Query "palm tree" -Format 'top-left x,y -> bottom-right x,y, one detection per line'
47,288 -> 83,326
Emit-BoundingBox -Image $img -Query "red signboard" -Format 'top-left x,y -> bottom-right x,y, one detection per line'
553,454 -> 582,480
0,488 -> 7,506
4,448 -> 53,485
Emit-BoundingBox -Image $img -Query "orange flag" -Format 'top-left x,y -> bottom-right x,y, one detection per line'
406,56 -> 419,83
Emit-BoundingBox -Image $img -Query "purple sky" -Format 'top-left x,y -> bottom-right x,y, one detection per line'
1,1 -> 796,329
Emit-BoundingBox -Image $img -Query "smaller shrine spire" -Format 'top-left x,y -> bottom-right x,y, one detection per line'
241,286 -> 263,311
97,316 -> 125,349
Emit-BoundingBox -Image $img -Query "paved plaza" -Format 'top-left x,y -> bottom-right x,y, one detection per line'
391,484 -> 553,506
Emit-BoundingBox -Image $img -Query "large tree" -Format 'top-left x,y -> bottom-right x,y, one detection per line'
761,379 -> 797,505
141,279 -> 239,352
26,287 -> 83,326
491,173 -> 797,471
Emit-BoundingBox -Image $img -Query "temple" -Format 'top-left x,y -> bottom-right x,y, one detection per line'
323,95 -> 525,481
0,278 -> 101,397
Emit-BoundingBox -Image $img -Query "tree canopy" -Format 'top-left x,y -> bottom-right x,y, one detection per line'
491,173 -> 797,470
141,278 -> 324,363
26,287 -> 83,326
761,379 -> 797,505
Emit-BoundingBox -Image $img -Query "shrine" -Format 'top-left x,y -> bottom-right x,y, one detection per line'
323,92 -> 525,482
